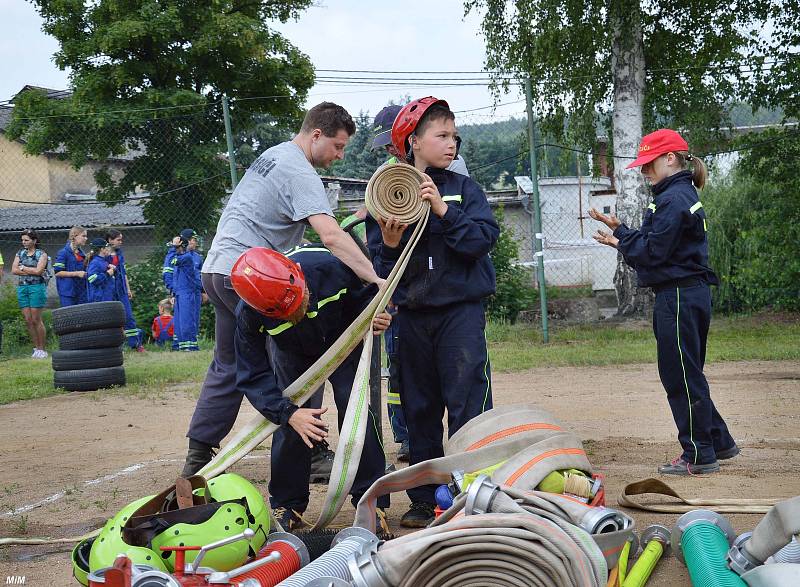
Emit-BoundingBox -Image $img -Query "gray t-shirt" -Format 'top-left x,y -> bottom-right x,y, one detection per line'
203,141 -> 333,275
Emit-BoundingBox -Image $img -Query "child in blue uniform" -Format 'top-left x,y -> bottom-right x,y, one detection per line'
590,128 -> 738,476
105,230 -> 144,351
86,238 -> 116,303
366,97 -> 499,527
53,226 -> 88,306
231,245 -> 392,532
170,229 -> 204,351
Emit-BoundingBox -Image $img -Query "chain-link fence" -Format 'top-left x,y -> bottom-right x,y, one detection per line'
1,86 -> 796,335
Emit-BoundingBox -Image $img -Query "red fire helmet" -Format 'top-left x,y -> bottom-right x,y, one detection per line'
230,247 -> 306,320
391,96 -> 450,161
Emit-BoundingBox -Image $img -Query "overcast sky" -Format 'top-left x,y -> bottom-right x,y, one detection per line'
0,0 -> 527,120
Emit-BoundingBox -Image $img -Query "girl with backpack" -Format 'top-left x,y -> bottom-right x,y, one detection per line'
11,229 -> 50,359
86,238 -> 116,303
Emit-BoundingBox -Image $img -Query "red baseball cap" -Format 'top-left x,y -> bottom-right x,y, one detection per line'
626,129 -> 689,169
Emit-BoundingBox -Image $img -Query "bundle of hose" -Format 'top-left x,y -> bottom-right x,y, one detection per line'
277,528 -> 378,587
365,162 -> 428,225
682,523 -> 748,587
230,541 -> 301,586
351,512 -> 606,587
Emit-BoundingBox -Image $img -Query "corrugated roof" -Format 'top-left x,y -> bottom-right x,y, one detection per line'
0,201 -> 147,232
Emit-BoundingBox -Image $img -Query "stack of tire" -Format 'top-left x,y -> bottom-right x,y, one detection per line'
51,301 -> 127,392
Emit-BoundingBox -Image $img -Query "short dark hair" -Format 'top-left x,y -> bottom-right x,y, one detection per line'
21,229 -> 40,248
105,229 -> 122,242
301,102 -> 356,137
415,103 -> 455,137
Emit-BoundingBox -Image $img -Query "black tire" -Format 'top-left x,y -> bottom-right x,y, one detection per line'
54,367 -> 126,392
58,328 -> 125,350
52,347 -> 123,371
52,301 -> 126,335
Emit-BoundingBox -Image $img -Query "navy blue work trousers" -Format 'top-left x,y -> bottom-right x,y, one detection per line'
398,301 -> 492,504
653,283 -> 735,465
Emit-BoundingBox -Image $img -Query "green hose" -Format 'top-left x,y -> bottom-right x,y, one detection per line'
682,522 -> 747,587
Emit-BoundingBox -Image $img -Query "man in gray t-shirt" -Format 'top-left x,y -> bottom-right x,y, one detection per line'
182,102 -> 383,477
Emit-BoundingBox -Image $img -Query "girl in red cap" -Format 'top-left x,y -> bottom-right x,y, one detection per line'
589,129 -> 738,476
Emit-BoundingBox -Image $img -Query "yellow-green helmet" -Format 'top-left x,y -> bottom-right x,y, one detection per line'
88,495 -> 170,575
205,473 -> 270,554
150,499 -> 251,571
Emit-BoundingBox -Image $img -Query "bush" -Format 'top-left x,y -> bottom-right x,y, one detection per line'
705,131 -> 800,312
487,206 -> 537,323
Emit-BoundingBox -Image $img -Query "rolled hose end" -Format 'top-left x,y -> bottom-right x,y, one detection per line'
348,542 -> 391,587
641,524 -> 672,557
672,509 -> 736,566
267,530 -> 311,568
579,506 -> 631,534
332,526 -> 380,550
464,474 -> 500,515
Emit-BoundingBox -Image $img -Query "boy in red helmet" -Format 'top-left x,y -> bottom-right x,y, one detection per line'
365,97 -> 500,527
230,244 -> 392,532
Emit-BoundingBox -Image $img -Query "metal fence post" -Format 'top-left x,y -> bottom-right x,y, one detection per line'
524,76 -> 550,343
222,95 -> 239,189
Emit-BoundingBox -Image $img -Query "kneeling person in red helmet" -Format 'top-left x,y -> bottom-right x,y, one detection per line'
230,244 -> 392,532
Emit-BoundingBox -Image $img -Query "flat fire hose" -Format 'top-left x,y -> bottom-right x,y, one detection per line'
619,478 -> 784,514
199,162 -> 430,531
354,405 -> 635,572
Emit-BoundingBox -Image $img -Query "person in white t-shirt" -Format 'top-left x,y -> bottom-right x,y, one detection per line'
182,102 -> 384,476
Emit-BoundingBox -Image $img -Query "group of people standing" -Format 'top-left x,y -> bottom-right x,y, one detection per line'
4,227 -> 144,358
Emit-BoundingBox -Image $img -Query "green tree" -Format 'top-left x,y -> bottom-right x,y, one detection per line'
488,207 -> 536,322
7,0 -> 315,236
466,0 -> 799,314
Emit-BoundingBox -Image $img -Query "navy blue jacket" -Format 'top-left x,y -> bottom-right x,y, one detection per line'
614,171 -> 718,288
53,242 -> 87,301
366,167 -> 499,309
234,245 -> 377,426
87,256 -> 116,302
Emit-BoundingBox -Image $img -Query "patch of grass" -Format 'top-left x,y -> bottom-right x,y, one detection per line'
488,312 -> 800,372
0,347 -> 213,405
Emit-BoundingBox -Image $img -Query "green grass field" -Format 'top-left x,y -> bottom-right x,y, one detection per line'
0,313 -> 797,405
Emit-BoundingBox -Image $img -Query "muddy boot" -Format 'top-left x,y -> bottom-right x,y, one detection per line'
181,439 -> 215,478
309,439 -> 334,484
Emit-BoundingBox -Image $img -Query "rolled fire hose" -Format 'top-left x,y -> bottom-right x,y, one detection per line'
619,478 -> 781,514
671,509 -> 747,587
350,512 -> 605,587
199,163 -> 429,532
621,524 -> 670,587
350,477 -> 615,587
275,527 -> 379,587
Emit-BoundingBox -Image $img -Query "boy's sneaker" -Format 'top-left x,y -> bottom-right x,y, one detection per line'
272,507 -> 307,532
400,501 -> 435,528
309,440 -> 335,484
397,440 -> 410,462
33,349 -> 48,359
135,346 -> 146,353
716,445 -> 740,460
658,457 -> 720,476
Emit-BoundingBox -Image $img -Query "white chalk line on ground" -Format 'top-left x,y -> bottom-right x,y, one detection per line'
1,454 -> 269,518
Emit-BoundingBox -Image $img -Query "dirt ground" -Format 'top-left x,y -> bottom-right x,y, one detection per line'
1,359 -> 799,586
